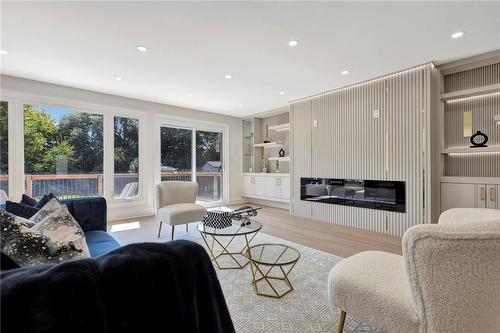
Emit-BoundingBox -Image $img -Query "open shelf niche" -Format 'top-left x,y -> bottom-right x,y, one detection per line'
242,111 -> 290,174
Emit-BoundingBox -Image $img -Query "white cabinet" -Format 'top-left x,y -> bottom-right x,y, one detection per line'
278,177 -> 290,200
441,182 -> 499,211
242,174 -> 290,202
486,185 -> 498,209
255,176 -> 276,198
243,175 -> 255,196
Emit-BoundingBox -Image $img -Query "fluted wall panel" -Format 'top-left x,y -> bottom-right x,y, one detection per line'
290,65 -> 431,236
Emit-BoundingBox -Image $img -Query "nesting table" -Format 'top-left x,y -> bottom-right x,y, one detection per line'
197,220 -> 262,270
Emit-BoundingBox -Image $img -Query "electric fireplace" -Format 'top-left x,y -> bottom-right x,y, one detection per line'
300,178 -> 405,213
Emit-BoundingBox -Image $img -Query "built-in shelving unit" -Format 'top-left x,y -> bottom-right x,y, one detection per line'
437,56 -> 500,213
268,123 -> 290,132
441,146 -> 500,154
440,83 -> 500,101
253,142 -> 284,148
267,156 -> 290,161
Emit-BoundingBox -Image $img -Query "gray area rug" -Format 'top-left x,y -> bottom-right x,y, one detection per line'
110,223 -> 380,333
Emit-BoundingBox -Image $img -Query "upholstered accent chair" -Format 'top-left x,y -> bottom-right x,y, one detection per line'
328,208 -> 500,333
156,181 -> 207,240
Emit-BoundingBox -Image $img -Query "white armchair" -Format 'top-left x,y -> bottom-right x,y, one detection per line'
156,181 -> 207,240
328,208 -> 500,333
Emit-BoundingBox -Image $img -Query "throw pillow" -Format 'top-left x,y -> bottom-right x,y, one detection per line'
35,193 -> 60,209
29,198 -> 62,224
32,205 -> 90,259
0,209 -> 90,267
21,194 -> 38,207
5,201 -> 39,219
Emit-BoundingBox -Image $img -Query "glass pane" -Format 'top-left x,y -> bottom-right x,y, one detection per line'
114,116 -> 139,199
0,101 -> 8,204
196,130 -> 222,202
24,104 -> 103,200
160,127 -> 192,182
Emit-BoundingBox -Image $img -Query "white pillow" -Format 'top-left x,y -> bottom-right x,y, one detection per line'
29,198 -> 62,224
32,205 -> 90,259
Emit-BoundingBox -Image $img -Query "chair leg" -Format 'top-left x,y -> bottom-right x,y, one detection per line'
337,311 -> 346,333
186,224 -> 189,232
157,221 -> 163,239
171,225 -> 175,241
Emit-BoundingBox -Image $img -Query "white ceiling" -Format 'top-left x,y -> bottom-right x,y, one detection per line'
1,2 -> 499,117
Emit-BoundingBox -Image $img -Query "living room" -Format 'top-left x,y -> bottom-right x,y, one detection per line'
1,2 -> 499,333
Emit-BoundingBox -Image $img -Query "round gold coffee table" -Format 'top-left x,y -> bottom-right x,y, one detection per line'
244,243 -> 300,299
197,220 -> 262,270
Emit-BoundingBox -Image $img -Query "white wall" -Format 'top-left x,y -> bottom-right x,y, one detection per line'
1,75 -> 243,220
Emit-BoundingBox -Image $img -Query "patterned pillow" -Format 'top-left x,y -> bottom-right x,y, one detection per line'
0,209 -> 90,267
21,194 -> 38,207
29,198 -> 62,224
32,206 -> 90,258
35,193 -> 60,209
5,201 -> 39,219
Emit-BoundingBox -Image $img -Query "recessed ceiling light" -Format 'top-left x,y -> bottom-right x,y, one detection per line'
238,104 -> 244,108
136,45 -> 148,52
225,74 -> 232,79
279,92 -> 285,95
451,31 -> 465,39
288,40 -> 299,47
114,77 -> 123,81
189,93 -> 195,97
0,50 -> 8,55
341,70 -> 350,75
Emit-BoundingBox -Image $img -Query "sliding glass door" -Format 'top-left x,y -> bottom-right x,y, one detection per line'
160,125 -> 223,203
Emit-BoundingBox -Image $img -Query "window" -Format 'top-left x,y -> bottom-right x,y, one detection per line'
114,116 -> 139,199
0,101 -> 8,204
196,130 -> 222,202
23,104 -> 103,199
160,126 -> 192,181
160,125 -> 224,203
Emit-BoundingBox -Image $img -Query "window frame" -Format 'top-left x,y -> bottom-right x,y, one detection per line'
1,91 -> 148,210
155,114 -> 229,207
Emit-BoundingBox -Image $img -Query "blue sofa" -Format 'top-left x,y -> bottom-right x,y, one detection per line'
62,197 -> 120,257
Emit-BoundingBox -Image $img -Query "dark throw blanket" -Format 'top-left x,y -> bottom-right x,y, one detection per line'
1,240 -> 235,333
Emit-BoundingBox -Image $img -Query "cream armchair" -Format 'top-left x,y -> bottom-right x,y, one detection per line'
156,181 -> 207,240
328,208 -> 500,333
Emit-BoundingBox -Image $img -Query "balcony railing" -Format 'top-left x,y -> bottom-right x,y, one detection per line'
10,172 -> 221,201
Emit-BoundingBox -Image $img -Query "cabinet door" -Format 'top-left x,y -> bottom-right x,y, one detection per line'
440,183 -> 476,212
255,176 -> 276,198
475,184 -> 487,208
486,185 -> 498,209
242,175 -> 255,195
279,177 -> 290,200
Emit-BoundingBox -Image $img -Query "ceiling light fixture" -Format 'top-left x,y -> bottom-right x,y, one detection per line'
225,74 -> 232,79
0,50 -> 8,55
136,46 -> 148,52
341,70 -> 350,75
451,31 -> 465,39
279,92 -> 285,95
238,104 -> 244,108
288,40 -> 299,47
189,93 -> 195,97
114,77 -> 123,81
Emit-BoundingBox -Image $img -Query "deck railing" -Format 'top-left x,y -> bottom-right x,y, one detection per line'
9,172 -> 222,201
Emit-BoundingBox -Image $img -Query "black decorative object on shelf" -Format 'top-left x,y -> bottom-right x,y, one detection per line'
278,148 -> 285,157
470,130 -> 488,148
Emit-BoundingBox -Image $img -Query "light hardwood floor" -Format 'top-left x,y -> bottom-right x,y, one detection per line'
110,204 -> 402,258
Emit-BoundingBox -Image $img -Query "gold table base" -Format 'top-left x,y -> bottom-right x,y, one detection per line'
199,231 -> 259,270
248,257 -> 299,299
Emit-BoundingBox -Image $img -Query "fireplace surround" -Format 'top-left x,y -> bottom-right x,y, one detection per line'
301,178 -> 406,213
